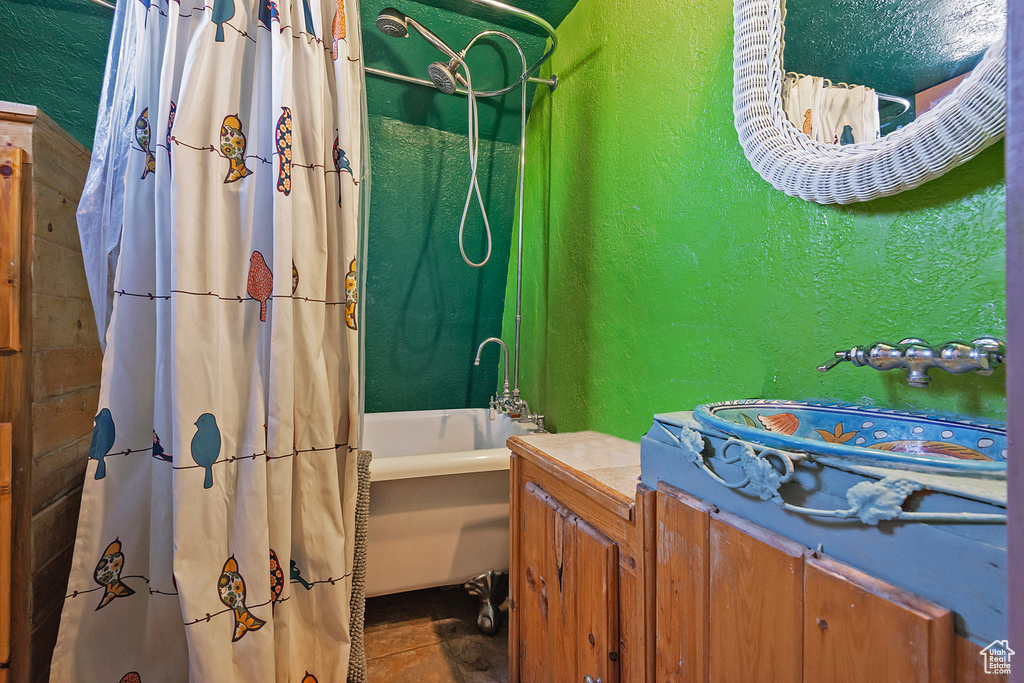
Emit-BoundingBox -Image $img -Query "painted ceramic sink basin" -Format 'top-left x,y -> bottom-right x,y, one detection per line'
692,400 -> 1007,475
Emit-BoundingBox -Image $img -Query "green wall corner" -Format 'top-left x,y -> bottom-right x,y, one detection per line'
504,0 -> 1006,441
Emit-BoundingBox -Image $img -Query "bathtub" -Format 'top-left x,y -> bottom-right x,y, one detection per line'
362,408 -> 536,597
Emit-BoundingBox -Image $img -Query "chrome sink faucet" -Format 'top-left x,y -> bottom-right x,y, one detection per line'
473,337 -> 546,431
817,337 -> 1006,387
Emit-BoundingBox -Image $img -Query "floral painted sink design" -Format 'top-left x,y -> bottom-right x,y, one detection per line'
693,400 -> 1007,475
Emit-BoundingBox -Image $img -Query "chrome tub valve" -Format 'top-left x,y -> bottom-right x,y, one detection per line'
474,337 -> 546,432
817,337 -> 1006,387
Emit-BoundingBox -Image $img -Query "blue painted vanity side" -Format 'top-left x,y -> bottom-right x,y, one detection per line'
640,433 -> 1008,644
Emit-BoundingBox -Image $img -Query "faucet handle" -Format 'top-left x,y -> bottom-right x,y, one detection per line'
817,350 -> 852,373
970,337 -> 1006,375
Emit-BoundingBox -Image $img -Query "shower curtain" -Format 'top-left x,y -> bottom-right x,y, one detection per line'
782,74 -> 880,145
51,0 -> 368,679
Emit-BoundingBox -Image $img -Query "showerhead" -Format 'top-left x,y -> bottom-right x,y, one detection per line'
376,7 -> 461,63
428,60 -> 459,95
375,8 -> 409,37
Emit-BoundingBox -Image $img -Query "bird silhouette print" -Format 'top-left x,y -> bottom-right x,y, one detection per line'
90,408 -> 116,480
220,114 -> 252,183
211,0 -> 235,42
247,251 -> 274,322
94,539 -> 136,610
802,109 -> 812,136
119,674 -> 142,683
332,0 -> 346,60
290,559 -> 313,590
302,674 -> 319,683
276,107 -> 292,195
218,556 -> 266,642
292,260 -> 299,295
839,124 -> 855,145
269,549 -> 285,609
152,430 -> 171,462
301,0 -> 316,36
190,413 -> 221,489
345,258 -> 357,330
135,109 -> 155,180
258,0 -> 279,30
166,101 -> 176,173
333,137 -> 351,207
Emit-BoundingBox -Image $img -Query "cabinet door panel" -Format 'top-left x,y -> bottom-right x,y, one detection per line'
655,484 -> 713,683
709,511 -> 804,683
521,482 -> 577,682
576,519 -> 619,683
804,555 -> 953,683
521,482 -> 619,683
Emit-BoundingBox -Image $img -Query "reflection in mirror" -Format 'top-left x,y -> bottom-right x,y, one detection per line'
780,0 -> 1006,141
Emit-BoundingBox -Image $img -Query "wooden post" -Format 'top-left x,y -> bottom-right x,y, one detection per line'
0,147 -> 23,352
1,422 -> 12,683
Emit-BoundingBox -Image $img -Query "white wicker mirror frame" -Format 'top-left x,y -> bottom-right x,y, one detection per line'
733,0 -> 1007,204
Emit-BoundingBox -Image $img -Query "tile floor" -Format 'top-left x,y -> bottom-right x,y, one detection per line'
364,585 -> 509,683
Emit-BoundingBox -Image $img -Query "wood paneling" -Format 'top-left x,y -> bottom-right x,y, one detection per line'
33,347 -> 102,402
709,510 -> 804,683
30,182 -> 81,253
30,487 -> 81,573
1,423 -> 12,671
510,450 -> 522,682
655,482 -> 713,683
520,482 -> 574,682
32,435 -> 89,515
955,634 -> 1008,683
31,295 -> 98,350
804,553 -> 953,683
30,386 -> 99,457
637,485 -> 657,683
1,148 -> 24,352
575,518 -> 618,683
618,563 -> 643,683
1,103 -> 96,683
520,481 -> 623,683
30,239 -> 90,301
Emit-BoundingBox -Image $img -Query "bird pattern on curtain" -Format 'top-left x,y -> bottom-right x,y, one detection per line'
51,0 -> 365,679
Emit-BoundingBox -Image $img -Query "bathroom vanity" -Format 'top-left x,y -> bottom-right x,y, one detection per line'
509,430 -> 1004,682
508,432 -> 648,683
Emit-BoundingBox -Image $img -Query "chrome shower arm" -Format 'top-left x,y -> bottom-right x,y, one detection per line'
404,16 -> 462,62
467,0 -> 558,81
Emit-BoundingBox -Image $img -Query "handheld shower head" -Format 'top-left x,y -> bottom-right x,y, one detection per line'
428,60 -> 461,95
375,8 -> 409,37
376,7 -> 461,62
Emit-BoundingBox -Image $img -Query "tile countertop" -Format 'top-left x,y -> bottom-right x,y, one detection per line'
509,431 -> 641,500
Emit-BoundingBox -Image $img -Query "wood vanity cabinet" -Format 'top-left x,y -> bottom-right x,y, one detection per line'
508,432 -> 648,683
510,432 -> 1001,683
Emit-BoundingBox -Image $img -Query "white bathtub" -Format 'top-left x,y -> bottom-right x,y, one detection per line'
362,408 -> 536,597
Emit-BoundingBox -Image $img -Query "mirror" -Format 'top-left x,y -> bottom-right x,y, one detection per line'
733,0 -> 1006,203
781,0 -> 1006,140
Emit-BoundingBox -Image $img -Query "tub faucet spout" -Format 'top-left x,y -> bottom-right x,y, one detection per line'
474,337 -> 512,419
473,337 -> 546,431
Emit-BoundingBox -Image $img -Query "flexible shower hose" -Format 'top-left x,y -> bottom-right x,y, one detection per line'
455,50 -> 527,269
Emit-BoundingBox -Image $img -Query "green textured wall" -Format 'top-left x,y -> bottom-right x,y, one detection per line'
0,0 -> 112,148
504,0 -> 1007,440
0,0 -> 550,414
361,0 -> 551,411
364,115 -> 520,411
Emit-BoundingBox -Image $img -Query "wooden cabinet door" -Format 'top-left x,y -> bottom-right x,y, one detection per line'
519,482 -> 619,683
655,483 -> 713,683
804,554 -> 953,683
708,511 -> 805,683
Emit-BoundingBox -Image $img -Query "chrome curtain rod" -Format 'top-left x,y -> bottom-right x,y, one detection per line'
83,0 -> 559,97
